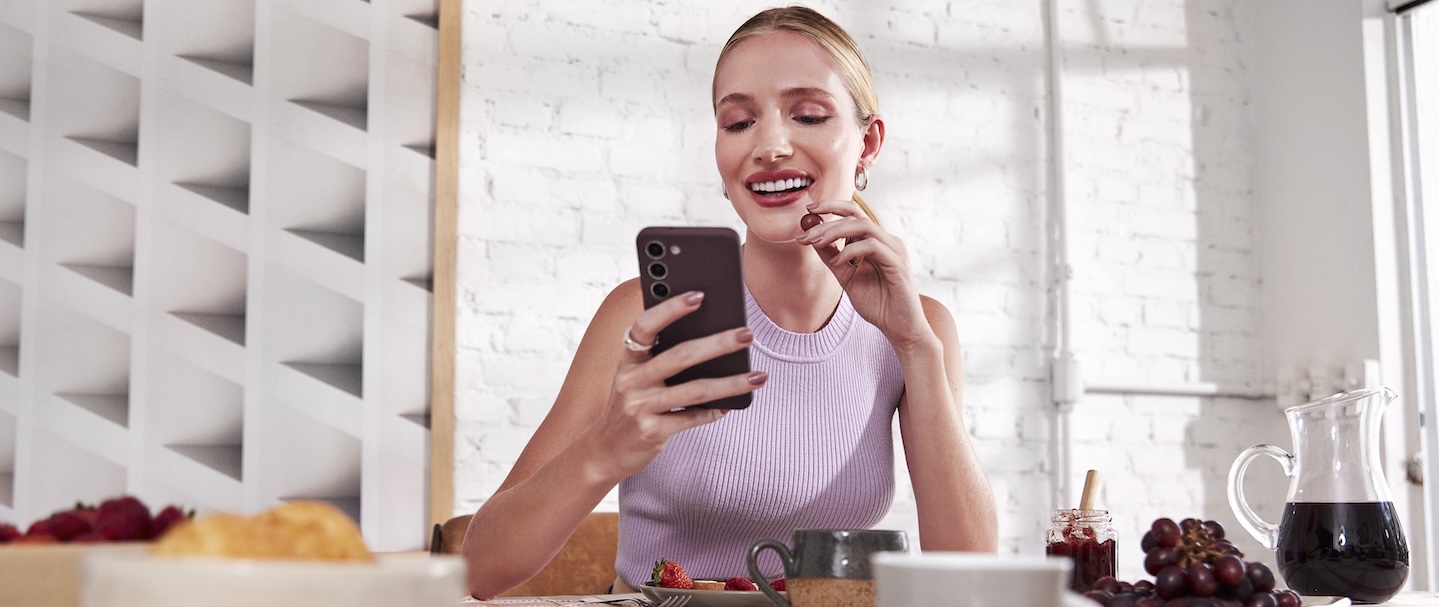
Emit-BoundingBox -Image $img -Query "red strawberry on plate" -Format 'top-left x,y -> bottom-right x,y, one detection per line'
0,523 -> 20,543
724,576 -> 759,591
770,578 -> 786,591
44,510 -> 94,541
149,505 -> 191,539
651,559 -> 694,590
96,496 -> 153,541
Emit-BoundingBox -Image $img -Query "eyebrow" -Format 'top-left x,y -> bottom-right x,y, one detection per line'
714,87 -> 836,109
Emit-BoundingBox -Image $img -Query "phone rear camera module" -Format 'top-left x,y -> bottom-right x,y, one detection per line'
650,282 -> 670,299
645,241 -> 665,259
648,262 -> 667,279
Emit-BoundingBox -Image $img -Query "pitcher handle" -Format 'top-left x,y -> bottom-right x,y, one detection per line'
1227,444 -> 1295,550
748,539 -> 793,607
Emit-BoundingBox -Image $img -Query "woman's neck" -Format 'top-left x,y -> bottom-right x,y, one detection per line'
741,230 -> 844,334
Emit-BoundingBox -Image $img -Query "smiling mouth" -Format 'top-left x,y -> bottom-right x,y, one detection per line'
748,177 -> 813,195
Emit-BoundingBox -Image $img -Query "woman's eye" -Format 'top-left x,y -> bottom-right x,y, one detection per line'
795,115 -> 831,125
722,120 -> 753,132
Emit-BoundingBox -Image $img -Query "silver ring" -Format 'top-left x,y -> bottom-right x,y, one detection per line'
622,328 -> 656,352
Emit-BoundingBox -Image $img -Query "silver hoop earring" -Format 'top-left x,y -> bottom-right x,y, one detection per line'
722,183 -> 729,200
855,166 -> 869,191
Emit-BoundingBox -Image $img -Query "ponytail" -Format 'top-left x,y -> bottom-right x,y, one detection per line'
853,193 -> 882,227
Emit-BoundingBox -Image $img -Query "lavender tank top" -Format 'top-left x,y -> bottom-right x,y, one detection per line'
615,289 -> 904,587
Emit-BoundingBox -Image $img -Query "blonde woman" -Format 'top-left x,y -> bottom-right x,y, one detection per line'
463,6 -> 998,599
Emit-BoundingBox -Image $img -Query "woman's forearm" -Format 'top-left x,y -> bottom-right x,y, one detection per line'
895,337 -> 999,552
462,437 -> 623,599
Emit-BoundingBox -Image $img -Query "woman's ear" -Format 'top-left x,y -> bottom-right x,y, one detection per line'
860,116 -> 886,168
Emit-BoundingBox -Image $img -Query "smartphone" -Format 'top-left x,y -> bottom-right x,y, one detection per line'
636,226 -> 752,409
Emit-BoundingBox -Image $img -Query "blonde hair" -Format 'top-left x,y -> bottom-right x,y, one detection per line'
715,6 -> 882,225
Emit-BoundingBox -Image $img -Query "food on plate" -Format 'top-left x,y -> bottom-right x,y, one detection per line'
151,501 -> 372,561
0,495 -> 192,545
647,558 -> 778,593
724,576 -> 759,591
1078,517 -> 1300,607
652,558 -> 694,589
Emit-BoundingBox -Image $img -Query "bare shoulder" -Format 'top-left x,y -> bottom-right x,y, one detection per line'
590,278 -> 644,335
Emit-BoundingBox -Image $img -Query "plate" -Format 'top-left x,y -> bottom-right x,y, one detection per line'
641,583 -> 783,607
1300,598 -> 1351,607
80,551 -> 466,607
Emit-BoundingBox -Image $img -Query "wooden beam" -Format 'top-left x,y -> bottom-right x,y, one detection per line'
430,0 -> 461,531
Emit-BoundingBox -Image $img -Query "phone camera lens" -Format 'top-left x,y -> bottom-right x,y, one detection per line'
648,262 -> 667,279
645,241 -> 665,259
651,282 -> 670,299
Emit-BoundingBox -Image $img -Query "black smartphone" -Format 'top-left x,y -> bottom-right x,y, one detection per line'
636,226 -> 752,409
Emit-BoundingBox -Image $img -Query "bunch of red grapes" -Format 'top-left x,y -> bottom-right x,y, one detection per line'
1081,517 -> 1303,607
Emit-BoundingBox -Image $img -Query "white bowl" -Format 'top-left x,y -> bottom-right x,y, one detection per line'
873,552 -> 1073,607
80,551 -> 466,607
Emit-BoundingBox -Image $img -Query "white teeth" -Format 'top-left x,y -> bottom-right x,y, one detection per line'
749,177 -> 812,193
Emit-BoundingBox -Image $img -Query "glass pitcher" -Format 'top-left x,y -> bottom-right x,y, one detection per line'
1227,387 -> 1409,604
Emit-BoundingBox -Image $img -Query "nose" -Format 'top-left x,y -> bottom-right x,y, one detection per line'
752,116 -> 791,164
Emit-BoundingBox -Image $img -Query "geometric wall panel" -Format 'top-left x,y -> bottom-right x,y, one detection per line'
1,0 -> 437,550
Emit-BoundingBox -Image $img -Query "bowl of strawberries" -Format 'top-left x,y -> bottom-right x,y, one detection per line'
0,495 -> 191,607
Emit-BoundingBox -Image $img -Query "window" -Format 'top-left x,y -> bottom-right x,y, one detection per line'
1396,0 -> 1439,590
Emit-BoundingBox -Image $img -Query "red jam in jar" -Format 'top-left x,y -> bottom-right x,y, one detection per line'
1046,509 -> 1117,592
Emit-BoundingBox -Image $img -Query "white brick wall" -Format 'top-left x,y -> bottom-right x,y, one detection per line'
455,0 -> 1289,582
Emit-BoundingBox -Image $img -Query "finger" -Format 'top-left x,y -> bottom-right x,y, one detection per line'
624,290 -> 706,358
628,405 -> 728,444
632,325 -> 755,386
798,215 -> 874,247
644,371 -> 769,420
804,198 -> 864,219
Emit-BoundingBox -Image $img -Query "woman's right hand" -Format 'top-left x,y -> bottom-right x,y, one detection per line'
588,290 -> 766,478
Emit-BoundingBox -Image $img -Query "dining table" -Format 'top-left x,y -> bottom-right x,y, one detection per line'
457,592 -> 1439,607
463,595 -> 648,606
461,592 -> 1439,607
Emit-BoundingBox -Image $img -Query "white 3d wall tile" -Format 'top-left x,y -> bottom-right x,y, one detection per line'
0,0 -> 438,550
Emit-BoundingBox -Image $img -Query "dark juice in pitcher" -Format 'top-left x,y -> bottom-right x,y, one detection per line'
1276,502 -> 1409,604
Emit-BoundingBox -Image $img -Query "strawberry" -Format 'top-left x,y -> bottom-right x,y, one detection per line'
44,510 -> 94,541
724,577 -> 759,591
72,503 -> 99,528
71,531 -> 108,543
651,559 -> 694,590
25,518 -> 54,538
12,532 -> 57,544
96,496 -> 153,541
148,505 -> 191,539
770,578 -> 786,592
0,523 -> 20,543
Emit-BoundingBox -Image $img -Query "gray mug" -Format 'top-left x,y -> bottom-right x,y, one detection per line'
747,529 -> 909,607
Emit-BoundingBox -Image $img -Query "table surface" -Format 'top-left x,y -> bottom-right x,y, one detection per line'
464,591 -> 1439,606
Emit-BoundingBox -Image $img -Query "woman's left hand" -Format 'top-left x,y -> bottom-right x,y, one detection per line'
798,199 -> 932,349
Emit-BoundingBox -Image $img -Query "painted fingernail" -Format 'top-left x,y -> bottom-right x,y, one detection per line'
736,327 -> 754,344
685,291 -> 705,305
805,202 -> 819,210
747,371 -> 768,386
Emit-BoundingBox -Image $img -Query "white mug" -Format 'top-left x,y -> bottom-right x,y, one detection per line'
873,552 -> 1078,607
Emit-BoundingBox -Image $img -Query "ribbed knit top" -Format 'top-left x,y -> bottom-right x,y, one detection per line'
615,288 -> 904,587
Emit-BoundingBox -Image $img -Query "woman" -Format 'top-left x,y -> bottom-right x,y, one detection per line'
462,7 -> 997,599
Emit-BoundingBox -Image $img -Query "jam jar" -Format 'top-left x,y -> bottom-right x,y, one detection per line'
1046,509 -> 1117,592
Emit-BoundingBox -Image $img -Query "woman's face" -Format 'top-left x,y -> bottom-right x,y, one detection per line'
713,30 -> 878,244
